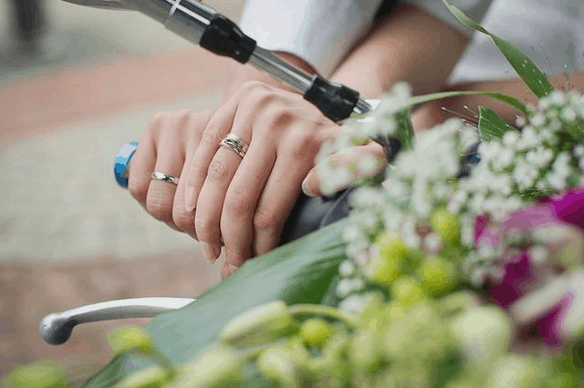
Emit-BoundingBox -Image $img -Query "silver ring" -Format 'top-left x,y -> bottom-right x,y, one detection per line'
150,171 -> 179,185
219,133 -> 249,159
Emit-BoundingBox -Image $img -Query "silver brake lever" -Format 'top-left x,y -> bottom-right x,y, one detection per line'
40,297 -> 195,345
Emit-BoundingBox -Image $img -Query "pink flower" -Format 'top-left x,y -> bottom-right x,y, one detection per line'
475,186 -> 584,347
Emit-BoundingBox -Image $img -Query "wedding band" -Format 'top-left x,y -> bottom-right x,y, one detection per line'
150,172 -> 180,185
219,133 -> 249,159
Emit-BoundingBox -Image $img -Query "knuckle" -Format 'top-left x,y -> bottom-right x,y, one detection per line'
149,111 -> 169,129
201,123 -> 223,145
240,80 -> 268,93
172,208 -> 194,234
128,181 -> 146,204
265,108 -> 295,129
287,131 -> 320,159
253,207 -> 278,231
146,195 -> 173,222
224,191 -> 252,218
194,214 -> 216,242
207,159 -> 230,182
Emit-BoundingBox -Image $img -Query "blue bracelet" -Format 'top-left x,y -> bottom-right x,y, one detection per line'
114,141 -> 138,188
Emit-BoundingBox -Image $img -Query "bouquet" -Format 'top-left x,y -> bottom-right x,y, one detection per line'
6,2 -> 584,388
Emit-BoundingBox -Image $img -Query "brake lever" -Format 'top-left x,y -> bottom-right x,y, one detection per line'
40,297 -> 194,345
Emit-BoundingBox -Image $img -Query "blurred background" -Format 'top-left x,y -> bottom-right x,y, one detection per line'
1,0 -> 246,384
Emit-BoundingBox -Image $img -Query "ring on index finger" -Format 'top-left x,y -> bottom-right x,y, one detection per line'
219,133 -> 249,159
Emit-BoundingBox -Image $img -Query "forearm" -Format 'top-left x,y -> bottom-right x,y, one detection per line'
413,71 -> 584,130
329,4 -> 470,99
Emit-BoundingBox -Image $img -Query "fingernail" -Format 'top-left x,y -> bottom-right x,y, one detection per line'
212,244 -> 222,260
302,177 -> 317,197
185,186 -> 196,212
200,242 -> 215,263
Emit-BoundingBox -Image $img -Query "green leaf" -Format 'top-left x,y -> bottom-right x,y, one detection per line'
443,0 -> 555,99
393,108 -> 416,151
405,90 -> 528,115
477,107 -> 518,141
83,219 -> 350,388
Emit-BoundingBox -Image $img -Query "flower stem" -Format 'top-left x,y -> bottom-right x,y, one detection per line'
288,304 -> 360,328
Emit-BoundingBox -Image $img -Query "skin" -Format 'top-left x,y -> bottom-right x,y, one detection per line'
129,5 -> 471,279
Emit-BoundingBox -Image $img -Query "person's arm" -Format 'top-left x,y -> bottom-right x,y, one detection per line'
412,72 -> 584,130
301,3 -> 471,197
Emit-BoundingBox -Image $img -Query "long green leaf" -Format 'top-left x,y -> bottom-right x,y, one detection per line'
443,0 -> 555,99
405,90 -> 528,115
83,219 -> 350,387
477,106 -> 518,141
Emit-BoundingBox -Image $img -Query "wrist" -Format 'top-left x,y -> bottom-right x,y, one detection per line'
223,52 -> 316,101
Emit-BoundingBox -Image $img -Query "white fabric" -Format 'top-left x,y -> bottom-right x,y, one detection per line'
239,0 -> 384,77
239,0 -> 584,83
449,0 -> 584,82
406,0 -> 494,38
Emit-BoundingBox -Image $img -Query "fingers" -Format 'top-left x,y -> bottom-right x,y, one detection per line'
301,142 -> 387,198
172,110 -> 214,238
250,126 -> 340,258
218,136 -> 276,274
194,142 -> 250,263
128,118 -> 158,208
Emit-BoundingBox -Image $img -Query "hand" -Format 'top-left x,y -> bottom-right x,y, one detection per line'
301,140 -> 387,198
182,81 -> 342,278
128,109 -> 214,238
129,81 -> 343,279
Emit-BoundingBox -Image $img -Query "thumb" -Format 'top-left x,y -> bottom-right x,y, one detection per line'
301,166 -> 322,198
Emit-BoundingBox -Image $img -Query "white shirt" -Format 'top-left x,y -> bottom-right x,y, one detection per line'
239,0 -> 494,77
449,0 -> 584,83
239,0 -> 583,82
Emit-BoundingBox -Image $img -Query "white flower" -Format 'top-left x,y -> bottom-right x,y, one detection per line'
491,147 -> 514,172
574,145 -> 584,158
343,225 -> 361,242
470,266 -> 488,288
338,294 -> 366,315
547,172 -> 568,191
530,113 -> 546,127
550,91 -> 566,106
515,116 -> 527,128
502,131 -> 520,148
358,155 -> 378,175
339,260 -> 355,277
528,245 -> 548,264
336,279 -> 353,298
561,106 -> 577,122
424,233 -> 442,255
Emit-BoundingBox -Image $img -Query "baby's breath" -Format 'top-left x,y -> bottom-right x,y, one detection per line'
317,83 -> 584,308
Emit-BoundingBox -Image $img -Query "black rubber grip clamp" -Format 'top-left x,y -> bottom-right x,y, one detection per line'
199,14 -> 257,64
304,74 -> 361,122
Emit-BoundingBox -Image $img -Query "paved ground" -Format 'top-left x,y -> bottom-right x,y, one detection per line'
1,0 -> 246,383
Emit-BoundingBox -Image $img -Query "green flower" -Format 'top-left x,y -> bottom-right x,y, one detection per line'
391,276 -> 426,310
107,325 -> 155,355
430,209 -> 460,244
450,306 -> 511,365
300,319 -> 331,347
420,257 -> 456,297
4,361 -> 67,388
115,366 -> 171,388
257,347 -> 310,388
220,301 -> 296,346
170,347 -> 242,388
